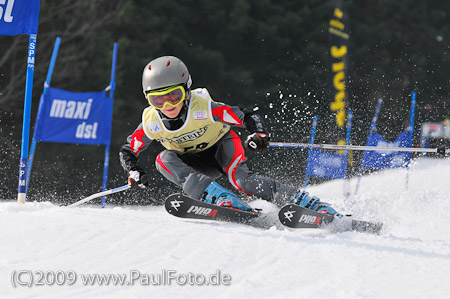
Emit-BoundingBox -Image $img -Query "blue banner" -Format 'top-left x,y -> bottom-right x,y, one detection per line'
305,150 -> 347,179
34,87 -> 112,145
361,131 -> 412,169
0,0 -> 40,35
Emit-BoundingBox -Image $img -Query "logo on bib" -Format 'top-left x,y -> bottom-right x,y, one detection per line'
148,121 -> 162,133
193,111 -> 207,120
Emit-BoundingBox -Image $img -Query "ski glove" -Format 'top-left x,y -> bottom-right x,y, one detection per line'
245,133 -> 270,152
128,166 -> 149,189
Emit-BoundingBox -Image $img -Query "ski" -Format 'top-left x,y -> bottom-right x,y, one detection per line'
165,194 -> 383,233
278,204 -> 383,234
165,193 -> 261,224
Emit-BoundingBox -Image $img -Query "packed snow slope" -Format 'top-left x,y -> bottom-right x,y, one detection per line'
2,157 -> 450,299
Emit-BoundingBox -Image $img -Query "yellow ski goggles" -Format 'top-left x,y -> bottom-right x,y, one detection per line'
146,85 -> 186,110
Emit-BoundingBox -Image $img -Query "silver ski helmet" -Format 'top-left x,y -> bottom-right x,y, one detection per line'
142,56 -> 192,94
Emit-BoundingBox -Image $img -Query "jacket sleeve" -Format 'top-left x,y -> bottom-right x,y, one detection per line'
210,101 -> 268,134
119,123 -> 154,172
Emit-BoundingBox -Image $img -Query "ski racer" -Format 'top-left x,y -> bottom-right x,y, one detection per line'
119,56 -> 340,215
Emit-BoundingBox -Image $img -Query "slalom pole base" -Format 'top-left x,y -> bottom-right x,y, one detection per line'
17,193 -> 26,204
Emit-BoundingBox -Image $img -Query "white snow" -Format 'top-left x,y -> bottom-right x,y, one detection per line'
2,157 -> 450,299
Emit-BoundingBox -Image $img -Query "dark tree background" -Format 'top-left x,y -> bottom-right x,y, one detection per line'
1,0 -> 449,204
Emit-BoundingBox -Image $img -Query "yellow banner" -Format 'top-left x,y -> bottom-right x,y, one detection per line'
329,1 -> 349,149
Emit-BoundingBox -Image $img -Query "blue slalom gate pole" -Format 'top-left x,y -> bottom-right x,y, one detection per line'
405,92 -> 416,190
26,37 -> 61,195
101,42 -> 118,208
409,92 -> 416,144
369,98 -> 383,136
354,98 -> 383,195
101,146 -> 110,208
18,34 -> 38,203
302,116 -> 318,189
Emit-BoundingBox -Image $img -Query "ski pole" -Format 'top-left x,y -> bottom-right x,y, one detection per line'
68,184 -> 131,208
269,142 -> 447,155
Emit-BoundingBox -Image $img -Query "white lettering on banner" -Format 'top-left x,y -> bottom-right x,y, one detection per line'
50,99 -> 93,119
76,122 -> 98,139
0,0 -> 15,23
318,155 -> 342,168
376,140 -> 401,155
312,168 -> 325,176
390,155 -> 406,167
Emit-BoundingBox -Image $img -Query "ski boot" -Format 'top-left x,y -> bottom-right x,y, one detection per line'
293,191 -> 342,216
202,181 -> 252,211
